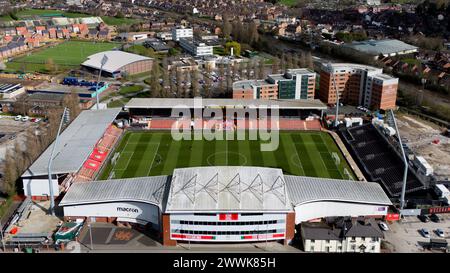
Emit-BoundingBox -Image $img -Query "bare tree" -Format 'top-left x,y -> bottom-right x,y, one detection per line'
272,57 -> 280,74
191,69 -> 200,97
258,59 -> 265,79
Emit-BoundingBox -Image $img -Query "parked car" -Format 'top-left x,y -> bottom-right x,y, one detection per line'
418,215 -> 430,223
420,228 -> 431,238
34,118 -> 41,123
379,222 -> 389,231
15,115 -> 22,121
429,214 -> 441,223
435,229 -> 445,238
21,116 -> 29,122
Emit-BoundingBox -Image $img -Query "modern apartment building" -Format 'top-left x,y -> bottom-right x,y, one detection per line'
232,68 -> 316,100
318,63 -> 398,110
179,38 -> 213,57
172,27 -> 193,41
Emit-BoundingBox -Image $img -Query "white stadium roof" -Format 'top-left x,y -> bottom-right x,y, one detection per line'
165,166 -> 292,213
284,175 -> 392,206
22,108 -> 121,177
81,50 -> 153,73
60,176 -> 170,209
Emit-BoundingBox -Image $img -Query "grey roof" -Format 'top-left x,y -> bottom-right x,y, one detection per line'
59,176 -> 170,209
301,222 -> 342,240
81,50 -> 153,73
125,98 -> 327,110
22,108 -> 121,177
165,167 -> 292,213
285,176 -> 392,206
343,39 -> 418,56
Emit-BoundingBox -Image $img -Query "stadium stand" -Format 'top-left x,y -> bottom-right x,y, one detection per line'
72,125 -> 123,183
339,123 -> 424,197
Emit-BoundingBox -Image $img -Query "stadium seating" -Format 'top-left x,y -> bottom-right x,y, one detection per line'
339,123 -> 424,197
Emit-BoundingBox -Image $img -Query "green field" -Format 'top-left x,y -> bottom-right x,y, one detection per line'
99,131 -> 355,180
5,41 -> 119,73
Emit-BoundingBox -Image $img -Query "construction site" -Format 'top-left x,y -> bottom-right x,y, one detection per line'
396,113 -> 450,182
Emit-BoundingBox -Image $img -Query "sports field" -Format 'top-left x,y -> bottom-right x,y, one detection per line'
99,131 -> 355,180
5,41 -> 118,73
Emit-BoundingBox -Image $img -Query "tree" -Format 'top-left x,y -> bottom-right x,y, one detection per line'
305,51 -> 314,70
203,66 -> 213,98
225,41 -> 241,56
232,21 -> 243,42
45,58 -> 56,73
169,68 -> 176,97
226,64 -> 233,92
191,69 -> 200,97
63,89 -> 81,119
150,60 -> 162,97
222,18 -> 232,40
272,57 -> 280,74
218,64 -> 225,93
280,53 -> 286,72
248,21 -> 260,45
176,69 -> 183,98
258,59 -> 265,79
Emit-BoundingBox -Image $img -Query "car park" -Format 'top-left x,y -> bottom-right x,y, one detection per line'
379,222 -> 389,231
420,228 -> 430,238
418,215 -> 430,223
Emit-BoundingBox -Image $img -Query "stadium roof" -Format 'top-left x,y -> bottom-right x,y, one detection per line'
284,176 -> 392,206
59,176 -> 170,209
22,108 -> 121,177
343,39 -> 418,56
165,167 -> 292,213
125,98 -> 327,110
81,50 -> 153,73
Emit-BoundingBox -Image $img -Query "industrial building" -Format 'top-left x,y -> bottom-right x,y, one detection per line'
0,83 -> 26,99
81,50 -> 153,78
342,39 -> 418,59
179,37 -> 214,57
233,69 -> 316,100
59,166 -> 392,246
318,63 -> 398,110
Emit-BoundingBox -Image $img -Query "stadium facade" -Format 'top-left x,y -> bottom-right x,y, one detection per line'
60,166 -> 392,246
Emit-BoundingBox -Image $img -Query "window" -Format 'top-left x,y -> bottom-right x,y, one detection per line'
371,246 -> 376,251
326,240 -> 330,244
325,247 -> 330,253
311,239 -> 315,243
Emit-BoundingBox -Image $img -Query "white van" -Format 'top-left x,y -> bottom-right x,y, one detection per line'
15,115 -> 22,121
21,116 -> 29,122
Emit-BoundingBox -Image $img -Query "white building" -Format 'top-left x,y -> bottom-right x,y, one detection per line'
156,32 -> 173,41
0,83 -> 26,99
172,27 -> 193,41
301,217 -> 384,253
179,38 -> 213,57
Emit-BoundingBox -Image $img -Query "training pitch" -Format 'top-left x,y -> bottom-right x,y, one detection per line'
6,41 -> 118,73
99,131 -> 355,180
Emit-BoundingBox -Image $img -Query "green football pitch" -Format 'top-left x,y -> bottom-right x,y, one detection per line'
6,41 -> 118,73
99,131 -> 355,180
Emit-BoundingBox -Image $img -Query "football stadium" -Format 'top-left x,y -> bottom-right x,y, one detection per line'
20,97 -> 432,246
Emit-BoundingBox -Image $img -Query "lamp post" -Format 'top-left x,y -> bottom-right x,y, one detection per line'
95,54 -> 108,110
47,107 -> 69,216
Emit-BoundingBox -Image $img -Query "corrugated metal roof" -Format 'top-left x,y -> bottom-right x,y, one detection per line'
59,176 -> 170,209
125,98 -> 327,110
285,175 -> 392,206
22,108 -> 121,177
81,51 -> 153,73
165,167 -> 292,213
344,39 -> 418,55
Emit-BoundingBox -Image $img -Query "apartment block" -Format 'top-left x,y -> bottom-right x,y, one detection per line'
172,27 -> 193,41
318,63 -> 398,110
233,68 -> 316,100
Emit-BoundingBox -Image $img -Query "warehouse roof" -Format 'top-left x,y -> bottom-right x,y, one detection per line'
22,108 -> 121,177
284,176 -> 392,206
81,50 -> 153,73
60,176 -> 170,209
165,166 -> 292,213
343,39 -> 418,56
125,98 -> 327,110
